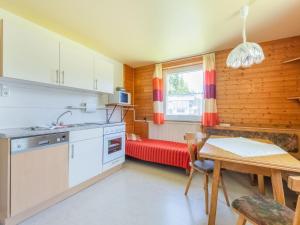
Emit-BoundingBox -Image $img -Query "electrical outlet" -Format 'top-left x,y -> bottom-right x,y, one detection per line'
0,84 -> 10,97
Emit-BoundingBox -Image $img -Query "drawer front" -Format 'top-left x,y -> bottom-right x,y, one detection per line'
69,128 -> 103,142
104,125 -> 125,135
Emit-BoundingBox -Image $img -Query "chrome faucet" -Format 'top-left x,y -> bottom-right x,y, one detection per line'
55,110 -> 72,126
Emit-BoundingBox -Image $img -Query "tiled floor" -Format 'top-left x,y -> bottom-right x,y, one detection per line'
20,159 -> 293,225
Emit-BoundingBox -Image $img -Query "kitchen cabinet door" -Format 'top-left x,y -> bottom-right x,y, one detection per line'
1,19 -> 60,84
60,40 -> 94,90
11,144 -> 68,216
94,56 -> 114,94
69,138 -> 103,187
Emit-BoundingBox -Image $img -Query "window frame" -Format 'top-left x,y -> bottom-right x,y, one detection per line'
163,64 -> 204,122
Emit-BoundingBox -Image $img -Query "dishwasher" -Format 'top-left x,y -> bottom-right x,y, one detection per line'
10,132 -> 69,216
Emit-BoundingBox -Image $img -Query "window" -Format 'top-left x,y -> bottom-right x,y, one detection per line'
164,64 -> 204,122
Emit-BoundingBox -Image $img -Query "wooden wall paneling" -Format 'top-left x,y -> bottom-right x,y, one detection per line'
123,64 -> 135,133
216,36 -> 300,129
134,121 -> 149,138
134,64 -> 155,121
133,36 -> 300,129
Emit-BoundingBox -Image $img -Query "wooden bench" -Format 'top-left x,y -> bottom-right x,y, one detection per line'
232,176 -> 300,225
206,126 -> 300,194
206,127 -> 299,153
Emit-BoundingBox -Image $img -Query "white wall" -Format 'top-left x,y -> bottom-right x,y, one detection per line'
0,80 -> 123,129
148,121 -> 202,143
0,8 -> 124,89
0,8 -> 124,129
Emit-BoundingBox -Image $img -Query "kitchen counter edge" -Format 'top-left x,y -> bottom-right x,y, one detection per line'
0,122 -> 125,139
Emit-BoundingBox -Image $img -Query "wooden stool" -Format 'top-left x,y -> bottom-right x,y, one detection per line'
232,176 -> 300,225
184,132 -> 230,214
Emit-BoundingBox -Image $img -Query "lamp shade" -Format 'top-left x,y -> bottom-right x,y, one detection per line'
226,42 -> 265,69
226,5 -> 265,69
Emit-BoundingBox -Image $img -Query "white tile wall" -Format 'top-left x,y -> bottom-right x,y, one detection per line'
0,80 -> 121,129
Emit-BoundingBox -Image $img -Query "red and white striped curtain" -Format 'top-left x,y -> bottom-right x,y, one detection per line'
202,53 -> 218,127
153,63 -> 164,124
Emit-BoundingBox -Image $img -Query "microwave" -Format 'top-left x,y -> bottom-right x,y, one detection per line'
109,91 -> 131,105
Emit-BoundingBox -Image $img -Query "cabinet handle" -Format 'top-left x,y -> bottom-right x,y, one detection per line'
96,79 -> 98,90
56,70 -> 59,83
61,71 -> 65,84
71,144 -> 74,159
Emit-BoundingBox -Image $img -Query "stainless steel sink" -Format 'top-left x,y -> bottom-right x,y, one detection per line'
23,123 -> 105,131
23,126 -> 51,131
61,123 -> 105,128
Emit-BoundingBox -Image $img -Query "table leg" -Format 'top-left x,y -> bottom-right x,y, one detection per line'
271,169 -> 285,205
258,175 -> 265,195
208,160 -> 221,225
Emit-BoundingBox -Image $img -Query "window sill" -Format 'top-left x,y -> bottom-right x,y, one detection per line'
152,120 -> 201,125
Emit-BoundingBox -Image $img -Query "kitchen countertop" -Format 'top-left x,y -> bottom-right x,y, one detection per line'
0,122 -> 125,139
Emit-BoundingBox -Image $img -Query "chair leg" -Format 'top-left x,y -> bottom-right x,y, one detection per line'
185,167 -> 194,195
236,215 -> 247,225
185,169 -> 190,176
204,172 -> 209,214
249,174 -> 257,186
258,175 -> 265,195
220,172 -> 230,207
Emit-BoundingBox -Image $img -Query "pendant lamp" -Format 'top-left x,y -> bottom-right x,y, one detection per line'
226,5 -> 265,69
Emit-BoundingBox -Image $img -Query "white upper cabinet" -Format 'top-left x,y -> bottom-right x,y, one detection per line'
1,19 -> 60,84
0,13 -> 117,93
94,55 -> 114,94
59,40 -> 94,90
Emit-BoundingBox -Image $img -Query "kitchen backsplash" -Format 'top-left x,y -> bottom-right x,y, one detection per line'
0,80 -> 121,129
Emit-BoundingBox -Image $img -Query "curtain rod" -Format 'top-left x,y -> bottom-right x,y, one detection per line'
160,50 -> 215,65
133,51 -> 215,69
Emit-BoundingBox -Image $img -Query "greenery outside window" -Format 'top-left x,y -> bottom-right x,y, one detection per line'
164,64 -> 204,122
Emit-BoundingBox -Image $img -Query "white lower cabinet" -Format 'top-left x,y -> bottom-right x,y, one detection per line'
69,129 -> 103,187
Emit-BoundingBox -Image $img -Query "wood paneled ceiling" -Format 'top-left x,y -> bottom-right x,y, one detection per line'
0,0 -> 299,67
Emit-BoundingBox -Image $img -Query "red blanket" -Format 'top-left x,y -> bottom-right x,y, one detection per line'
126,139 -> 190,170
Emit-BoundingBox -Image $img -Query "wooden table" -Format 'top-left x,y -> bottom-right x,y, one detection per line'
199,136 -> 300,225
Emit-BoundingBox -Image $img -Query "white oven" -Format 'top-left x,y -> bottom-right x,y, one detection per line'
103,125 -> 125,164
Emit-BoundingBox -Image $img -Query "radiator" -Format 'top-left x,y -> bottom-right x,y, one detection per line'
148,121 -> 202,143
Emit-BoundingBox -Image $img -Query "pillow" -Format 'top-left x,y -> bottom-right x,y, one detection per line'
126,133 -> 142,141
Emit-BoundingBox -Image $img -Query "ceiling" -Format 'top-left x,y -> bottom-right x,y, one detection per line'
0,0 -> 299,68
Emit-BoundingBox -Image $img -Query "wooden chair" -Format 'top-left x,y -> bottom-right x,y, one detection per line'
184,132 -> 230,214
232,176 -> 300,225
